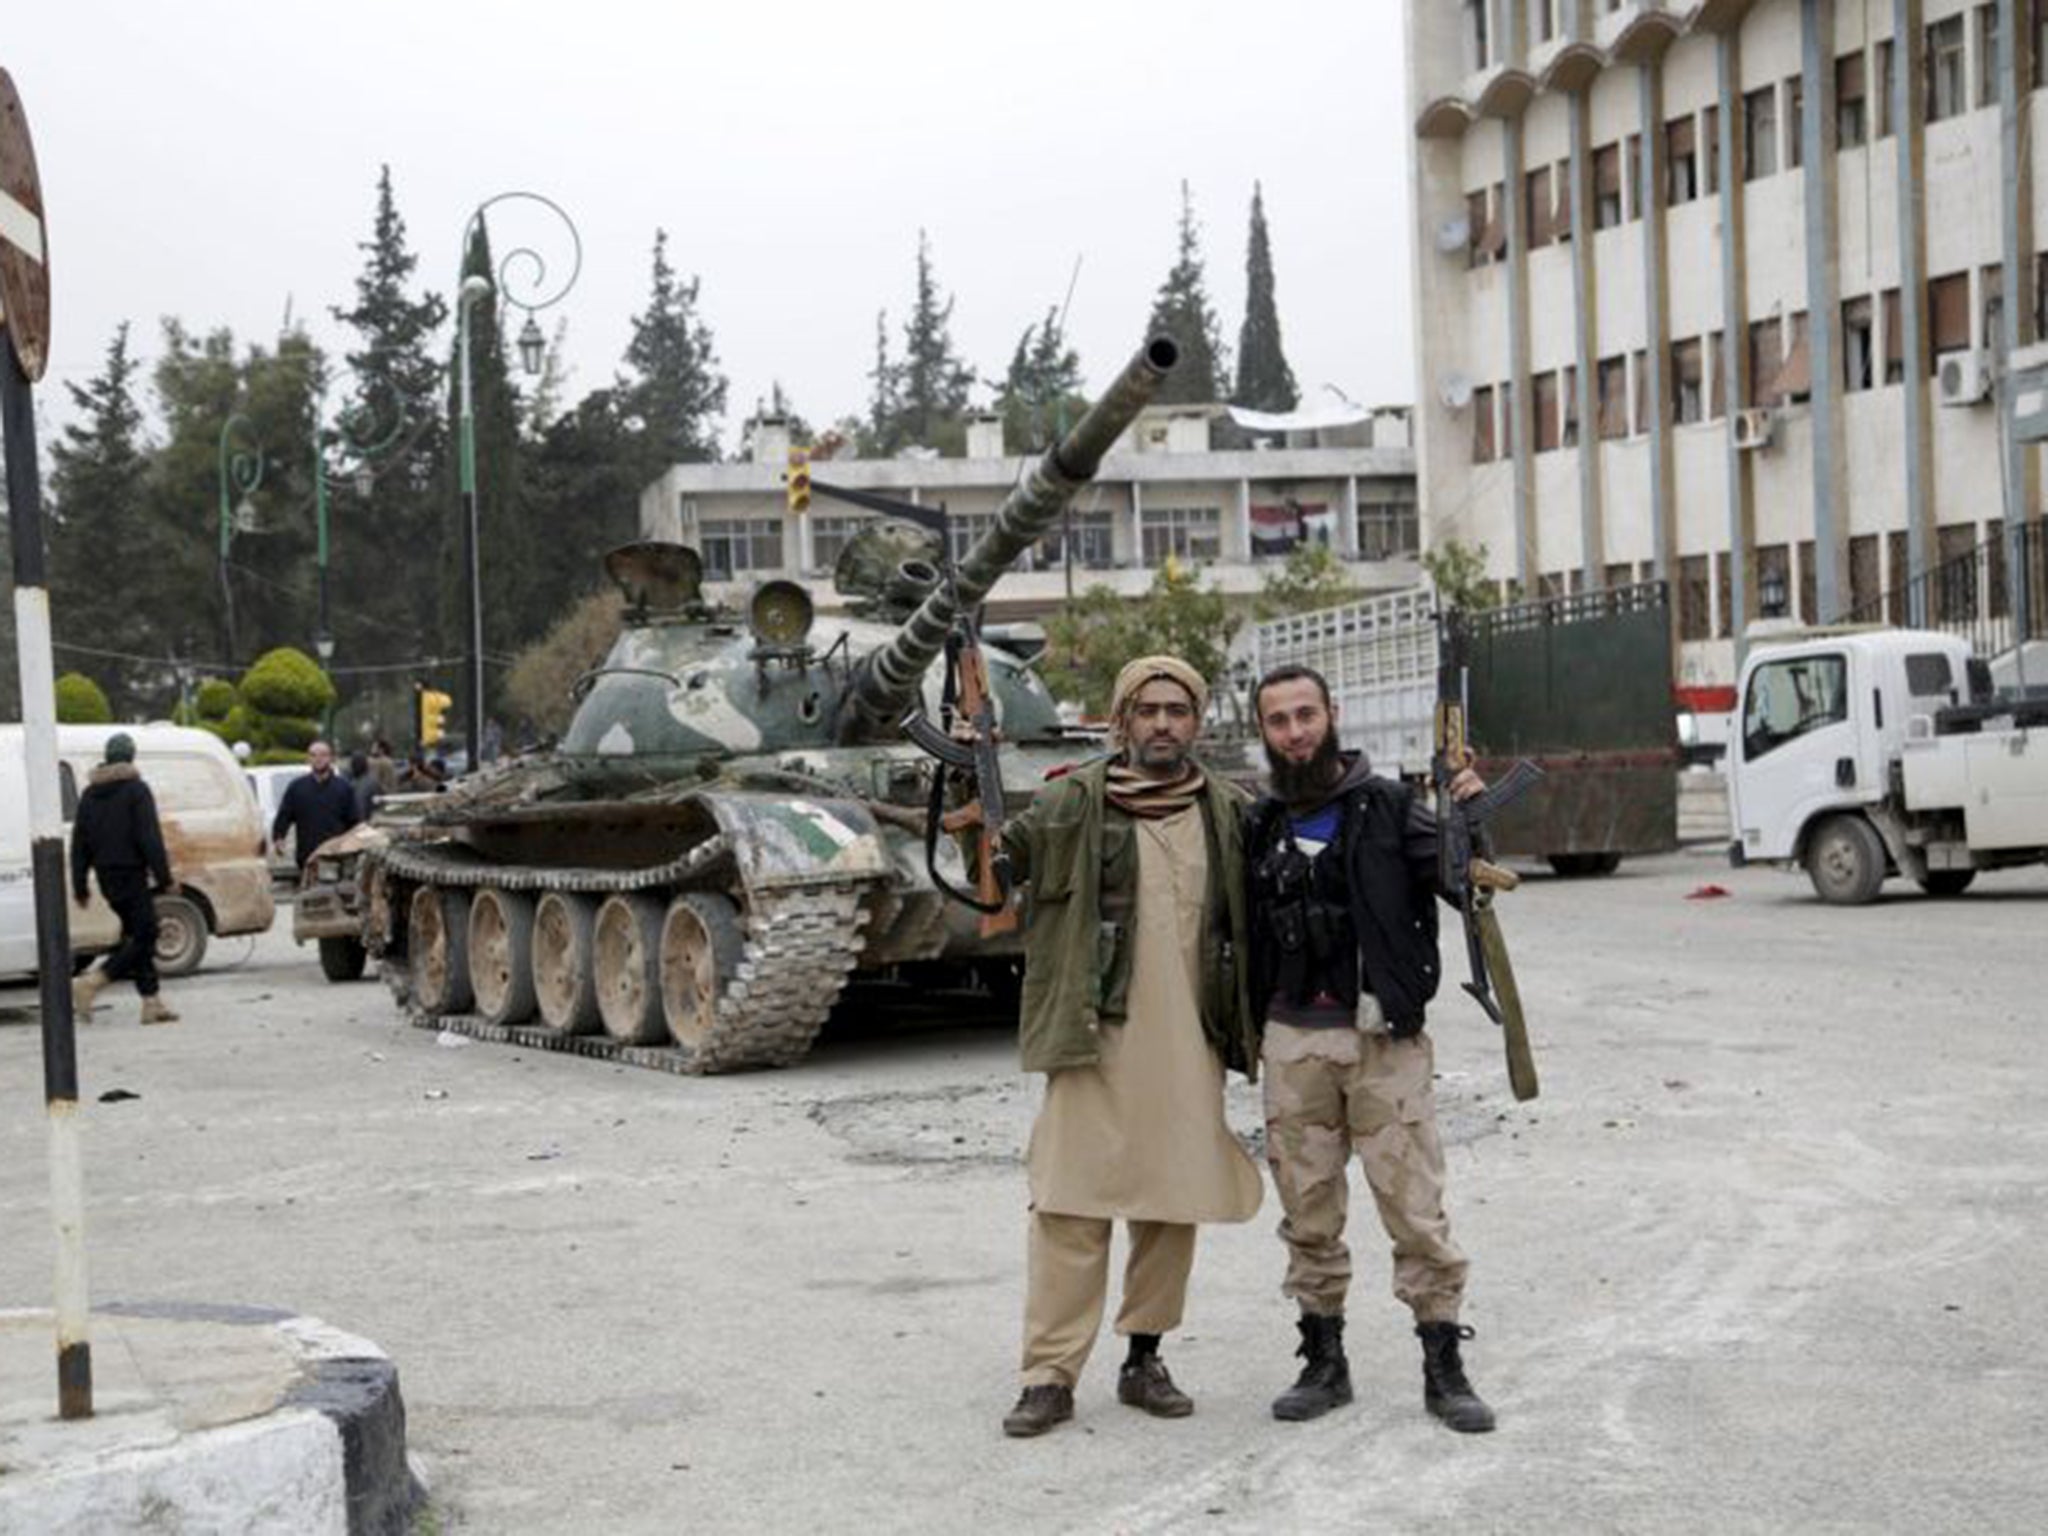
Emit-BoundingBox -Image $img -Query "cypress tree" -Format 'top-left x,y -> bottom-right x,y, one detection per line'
619,228 -> 727,479
1146,182 -> 1229,405
890,231 -> 975,453
1233,182 -> 1300,412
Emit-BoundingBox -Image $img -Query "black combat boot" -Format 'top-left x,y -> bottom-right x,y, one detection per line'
1272,1312 -> 1354,1422
1416,1321 -> 1496,1433
1002,1383 -> 1075,1438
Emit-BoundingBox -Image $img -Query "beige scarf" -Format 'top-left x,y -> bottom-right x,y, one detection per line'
1105,758 -> 1207,819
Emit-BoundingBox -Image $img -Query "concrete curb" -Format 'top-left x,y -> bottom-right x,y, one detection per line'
0,1303 -> 419,1536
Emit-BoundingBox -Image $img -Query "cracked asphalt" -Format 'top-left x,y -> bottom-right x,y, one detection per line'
2,850 -> 2043,1533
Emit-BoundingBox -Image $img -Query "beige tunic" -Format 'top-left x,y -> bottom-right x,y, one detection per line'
1026,806 -> 1264,1224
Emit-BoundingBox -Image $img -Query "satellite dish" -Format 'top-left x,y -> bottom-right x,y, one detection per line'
1435,214 -> 1472,254
1438,373 -> 1474,411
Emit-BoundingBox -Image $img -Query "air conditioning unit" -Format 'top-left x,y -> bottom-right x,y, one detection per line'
1731,407 -> 1776,451
1936,349 -> 1992,407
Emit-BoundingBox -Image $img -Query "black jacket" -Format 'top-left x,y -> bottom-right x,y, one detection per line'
71,763 -> 173,900
272,770 -> 360,862
1246,766 -> 1447,1035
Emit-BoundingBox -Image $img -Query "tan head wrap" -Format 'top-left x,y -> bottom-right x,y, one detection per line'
1107,655 -> 1209,748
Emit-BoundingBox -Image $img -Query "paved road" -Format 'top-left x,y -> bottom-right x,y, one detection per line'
2,852 -> 2043,1534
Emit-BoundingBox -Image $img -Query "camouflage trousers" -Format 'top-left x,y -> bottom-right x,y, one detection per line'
1261,1021 -> 1468,1322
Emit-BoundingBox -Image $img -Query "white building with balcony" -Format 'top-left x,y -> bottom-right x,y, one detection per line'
1406,0 -> 2047,685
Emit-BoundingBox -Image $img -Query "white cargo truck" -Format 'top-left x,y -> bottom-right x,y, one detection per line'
1727,628 -> 2048,902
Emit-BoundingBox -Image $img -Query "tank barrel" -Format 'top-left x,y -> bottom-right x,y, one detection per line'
838,333 -> 1180,741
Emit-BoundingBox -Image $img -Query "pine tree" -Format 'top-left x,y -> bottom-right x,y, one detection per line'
863,310 -> 899,456
48,323 -> 154,706
330,165 -> 448,666
1146,182 -> 1229,405
1233,183 -> 1299,412
994,307 -> 1086,453
619,229 -> 727,478
871,231 -> 976,455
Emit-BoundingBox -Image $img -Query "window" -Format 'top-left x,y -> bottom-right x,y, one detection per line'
1477,183 -> 1508,263
1598,357 -> 1629,439
1930,271 -> 1973,356
1787,75 -> 1805,169
1882,287 -> 1906,382
1606,561 -> 1636,591
1561,364 -> 1580,447
1679,554 -> 1711,640
1626,133 -> 1643,220
1526,165 -> 1556,249
1798,539 -> 1819,623
1709,329 -> 1727,418
1467,189 -> 1493,269
1749,318 -> 1784,407
811,513 -> 874,571
1745,85 -> 1779,179
700,517 -> 783,579
1783,312 -> 1813,404
1844,297 -> 1875,391
1463,0 -> 1490,73
1849,534 -> 1882,614
1473,384 -> 1496,462
1716,551 -> 1736,638
1758,544 -> 1792,618
1838,51 -> 1868,146
1039,508 -> 1116,569
1979,3 -> 2002,110
1667,115 -> 1698,205
1141,505 -> 1221,564
1928,15 -> 1967,121
1356,499 -> 1419,560
1989,517 -> 2009,617
1981,262 -> 2004,349
1674,338 -> 1705,423
1534,370 -> 1562,452
1633,348 -> 1650,435
1593,144 -> 1623,228
1500,379 -> 1517,452
947,513 -> 998,565
1703,105 -> 1721,194
1887,530 -> 1911,625
1907,650 -> 1958,698
144,755 -> 236,814
1877,38 -> 1896,137
1936,522 -> 1980,623
1742,653 -> 1848,761
1533,0 -> 1559,46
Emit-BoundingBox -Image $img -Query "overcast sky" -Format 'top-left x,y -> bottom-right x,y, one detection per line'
9,2 -> 1414,452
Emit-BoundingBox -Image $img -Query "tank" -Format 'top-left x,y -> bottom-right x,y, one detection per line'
364,334 -> 1180,1073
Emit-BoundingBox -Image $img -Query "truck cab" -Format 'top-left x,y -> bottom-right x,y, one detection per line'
1728,628 -> 2045,902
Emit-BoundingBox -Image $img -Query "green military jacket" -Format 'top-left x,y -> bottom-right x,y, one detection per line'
1000,756 -> 1257,1080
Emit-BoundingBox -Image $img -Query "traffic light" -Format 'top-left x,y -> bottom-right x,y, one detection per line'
785,447 -> 812,514
417,687 -> 453,747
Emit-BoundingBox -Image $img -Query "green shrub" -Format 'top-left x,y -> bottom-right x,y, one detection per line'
54,673 -> 113,724
240,648 -> 336,717
195,678 -> 238,720
252,712 -> 321,753
198,704 -> 253,750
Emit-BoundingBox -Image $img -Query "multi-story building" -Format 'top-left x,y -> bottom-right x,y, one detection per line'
1405,0 -> 2047,684
638,406 -> 1422,621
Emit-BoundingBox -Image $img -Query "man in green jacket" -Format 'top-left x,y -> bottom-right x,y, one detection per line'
997,655 -> 1263,1439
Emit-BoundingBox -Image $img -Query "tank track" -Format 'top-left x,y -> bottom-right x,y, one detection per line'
375,838 -> 872,1074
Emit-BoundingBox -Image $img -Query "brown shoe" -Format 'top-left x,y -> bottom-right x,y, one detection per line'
1117,1355 -> 1194,1418
1002,1383 -> 1074,1438
140,995 -> 179,1025
72,971 -> 106,1020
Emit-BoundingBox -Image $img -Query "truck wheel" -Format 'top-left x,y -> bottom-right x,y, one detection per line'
1805,816 -> 1887,905
1914,869 -> 1976,897
1547,853 -> 1623,878
319,936 -> 368,982
660,892 -> 746,1051
153,894 -> 210,976
409,886 -> 474,1013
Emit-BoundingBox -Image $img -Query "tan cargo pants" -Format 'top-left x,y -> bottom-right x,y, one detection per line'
1020,1213 -> 1196,1387
1261,1020 -> 1467,1322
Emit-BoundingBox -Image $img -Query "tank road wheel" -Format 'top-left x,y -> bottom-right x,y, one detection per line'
1805,815 -> 1887,906
409,886 -> 474,1014
594,893 -> 667,1044
660,893 -> 746,1052
468,889 -> 537,1026
531,892 -> 601,1034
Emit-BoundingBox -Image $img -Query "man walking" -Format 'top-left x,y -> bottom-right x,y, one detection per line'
1244,664 -> 1496,1433
997,655 -> 1263,1439
70,732 -> 179,1024
271,740 -> 359,873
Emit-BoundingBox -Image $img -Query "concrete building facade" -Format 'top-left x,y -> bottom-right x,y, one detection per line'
638,407 -> 1422,621
1405,0 -> 2047,685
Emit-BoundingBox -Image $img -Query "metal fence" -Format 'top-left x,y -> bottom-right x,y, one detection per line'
1834,520 -> 2047,658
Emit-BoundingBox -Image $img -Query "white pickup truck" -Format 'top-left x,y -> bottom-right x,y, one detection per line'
1727,628 -> 2048,903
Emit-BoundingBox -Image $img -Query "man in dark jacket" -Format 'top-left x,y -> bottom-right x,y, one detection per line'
71,732 -> 179,1025
272,740 -> 359,872
1244,664 -> 1497,1434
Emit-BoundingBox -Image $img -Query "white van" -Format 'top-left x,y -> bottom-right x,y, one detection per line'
0,724 -> 277,979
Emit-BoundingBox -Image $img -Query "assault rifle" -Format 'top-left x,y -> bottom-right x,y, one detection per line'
1434,608 -> 1541,1101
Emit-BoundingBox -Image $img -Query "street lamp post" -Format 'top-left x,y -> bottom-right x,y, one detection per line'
455,191 -> 580,767
216,414 -> 262,669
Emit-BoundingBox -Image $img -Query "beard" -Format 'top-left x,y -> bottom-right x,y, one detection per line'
1265,729 -> 1343,806
1131,736 -> 1191,776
